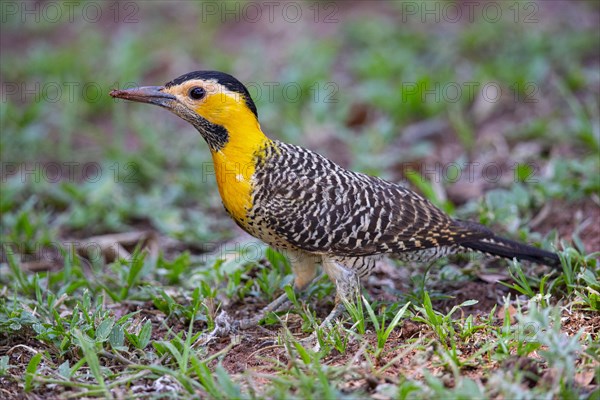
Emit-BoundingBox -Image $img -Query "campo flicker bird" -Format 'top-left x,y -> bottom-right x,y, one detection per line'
111,71 -> 560,328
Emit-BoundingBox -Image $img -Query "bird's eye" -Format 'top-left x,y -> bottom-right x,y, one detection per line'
189,87 -> 206,100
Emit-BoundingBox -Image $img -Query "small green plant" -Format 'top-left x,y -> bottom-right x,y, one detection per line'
500,260 -> 552,306
0,356 -> 13,377
412,291 -> 478,347
361,296 -> 410,357
124,320 -> 152,350
343,292 -> 367,335
23,353 -> 43,393
74,330 -> 111,397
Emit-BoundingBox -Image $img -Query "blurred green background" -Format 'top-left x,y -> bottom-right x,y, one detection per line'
2,0 -> 599,254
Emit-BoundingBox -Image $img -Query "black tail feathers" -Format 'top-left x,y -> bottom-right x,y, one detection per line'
462,235 -> 560,267
455,220 -> 561,268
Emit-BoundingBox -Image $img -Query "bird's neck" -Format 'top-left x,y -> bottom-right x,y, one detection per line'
209,115 -> 271,223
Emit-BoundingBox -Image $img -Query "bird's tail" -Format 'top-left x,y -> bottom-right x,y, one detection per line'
456,221 -> 561,268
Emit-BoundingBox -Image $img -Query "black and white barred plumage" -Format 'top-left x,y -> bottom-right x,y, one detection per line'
245,140 -> 559,269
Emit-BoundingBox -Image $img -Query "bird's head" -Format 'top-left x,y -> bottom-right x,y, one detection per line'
110,71 -> 260,151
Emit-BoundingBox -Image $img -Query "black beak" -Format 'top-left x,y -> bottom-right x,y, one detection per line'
110,86 -> 177,108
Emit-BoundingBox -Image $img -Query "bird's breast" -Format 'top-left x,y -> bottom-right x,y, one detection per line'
210,137 -> 274,227
211,151 -> 255,224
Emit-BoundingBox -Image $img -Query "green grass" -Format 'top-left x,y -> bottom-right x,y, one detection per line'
1,1 -> 599,398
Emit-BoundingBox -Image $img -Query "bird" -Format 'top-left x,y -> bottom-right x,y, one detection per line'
110,70 -> 560,329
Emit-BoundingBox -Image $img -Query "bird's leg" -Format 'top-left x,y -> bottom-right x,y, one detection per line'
238,251 -> 319,329
321,258 -> 362,328
300,259 -> 360,350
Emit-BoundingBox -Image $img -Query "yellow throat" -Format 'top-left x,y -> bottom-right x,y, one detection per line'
207,101 -> 271,223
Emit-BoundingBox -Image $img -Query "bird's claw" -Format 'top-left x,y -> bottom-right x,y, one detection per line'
194,310 -> 234,347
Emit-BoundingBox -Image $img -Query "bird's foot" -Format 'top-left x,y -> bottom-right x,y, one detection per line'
295,302 -> 348,352
194,310 -> 234,347
238,291 -> 294,329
